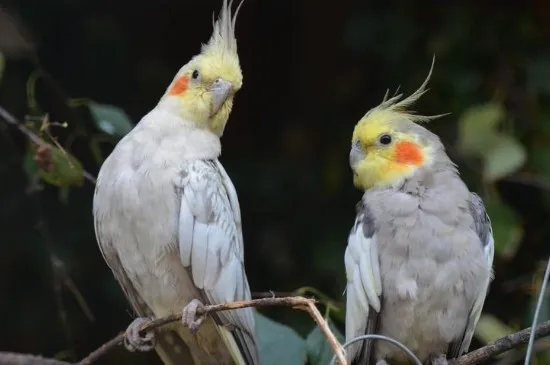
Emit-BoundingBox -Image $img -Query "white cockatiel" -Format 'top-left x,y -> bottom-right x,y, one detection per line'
344,61 -> 494,365
92,1 -> 260,364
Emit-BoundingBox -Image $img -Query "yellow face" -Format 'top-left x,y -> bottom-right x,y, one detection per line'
350,112 -> 432,190
166,53 -> 243,136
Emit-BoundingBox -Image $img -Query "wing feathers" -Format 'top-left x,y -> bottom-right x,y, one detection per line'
369,237 -> 382,296
448,192 -> 495,359
191,221 -> 209,289
204,226 -> 224,288
345,200 -> 382,365
359,238 -> 381,312
178,160 -> 259,365
353,268 -> 370,312
179,197 -> 194,266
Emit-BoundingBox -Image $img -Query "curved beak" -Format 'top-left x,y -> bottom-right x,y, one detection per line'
211,78 -> 233,115
349,146 -> 366,170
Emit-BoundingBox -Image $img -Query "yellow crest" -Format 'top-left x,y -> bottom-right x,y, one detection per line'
361,56 -> 447,126
200,0 -> 243,76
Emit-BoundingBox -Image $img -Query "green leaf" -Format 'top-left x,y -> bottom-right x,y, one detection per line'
294,286 -> 346,324
474,313 -> 514,344
67,97 -> 93,108
482,134 -> 527,182
88,101 -> 133,138
38,145 -> 85,187
23,148 -> 38,179
456,102 -> 527,181
255,312 -> 307,365
485,195 -> 523,260
23,148 -> 41,189
0,52 -> 5,86
306,318 -> 345,365
457,103 -> 505,156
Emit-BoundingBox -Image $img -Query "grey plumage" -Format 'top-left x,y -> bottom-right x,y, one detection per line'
345,121 -> 494,365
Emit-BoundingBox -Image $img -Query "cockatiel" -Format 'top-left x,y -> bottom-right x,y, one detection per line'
92,1 -> 260,364
344,60 -> 494,365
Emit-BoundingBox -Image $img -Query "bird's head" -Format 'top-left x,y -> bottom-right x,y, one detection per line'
349,58 -> 448,191
160,0 -> 243,136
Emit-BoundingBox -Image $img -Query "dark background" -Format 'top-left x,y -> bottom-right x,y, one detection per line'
1,0 -> 550,364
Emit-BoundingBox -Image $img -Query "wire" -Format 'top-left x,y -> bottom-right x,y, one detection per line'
524,258 -> 550,365
329,333 -> 423,365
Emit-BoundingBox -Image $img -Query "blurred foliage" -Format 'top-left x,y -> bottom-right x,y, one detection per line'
256,312 -> 307,365
86,101 -> 133,139
306,318 -> 345,365
1,0 -> 550,364
457,102 -> 527,182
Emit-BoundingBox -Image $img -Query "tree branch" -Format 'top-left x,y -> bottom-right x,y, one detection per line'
302,300 -> 347,364
78,296 -> 348,365
0,353 -> 71,365
1,302 -> 550,365
74,305 -> 550,365
452,320 -> 550,365
0,105 -> 97,185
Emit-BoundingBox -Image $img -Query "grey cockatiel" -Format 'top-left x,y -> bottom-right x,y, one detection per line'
92,1 -> 260,364
345,62 -> 494,365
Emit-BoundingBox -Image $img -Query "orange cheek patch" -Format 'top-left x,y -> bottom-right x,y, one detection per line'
169,75 -> 189,95
394,141 -> 424,165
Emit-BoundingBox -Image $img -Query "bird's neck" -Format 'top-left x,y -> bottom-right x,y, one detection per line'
138,107 -> 222,160
398,156 -> 458,196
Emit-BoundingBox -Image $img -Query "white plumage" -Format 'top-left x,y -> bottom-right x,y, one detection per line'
94,107 -> 259,365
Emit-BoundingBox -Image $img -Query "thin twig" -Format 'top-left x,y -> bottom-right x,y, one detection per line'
524,259 -> 550,365
78,296 -> 349,365
302,301 -> 347,365
0,105 -> 96,185
78,334 -> 124,365
452,320 -> 550,365
0,105 -> 44,145
75,303 -> 550,365
251,291 -> 296,298
0,352 -> 71,365
3,311 -> 550,365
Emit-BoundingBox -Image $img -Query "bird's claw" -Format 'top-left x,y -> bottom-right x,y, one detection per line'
428,353 -> 448,365
124,317 -> 156,352
182,299 -> 206,334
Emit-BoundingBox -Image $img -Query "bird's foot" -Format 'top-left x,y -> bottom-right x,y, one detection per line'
124,317 -> 156,352
428,353 -> 448,365
375,360 -> 390,365
182,298 -> 206,334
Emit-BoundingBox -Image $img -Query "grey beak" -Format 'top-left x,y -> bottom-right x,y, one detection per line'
349,146 -> 366,169
211,78 -> 233,115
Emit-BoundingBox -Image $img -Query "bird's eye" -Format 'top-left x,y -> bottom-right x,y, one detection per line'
191,70 -> 200,79
379,134 -> 392,145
